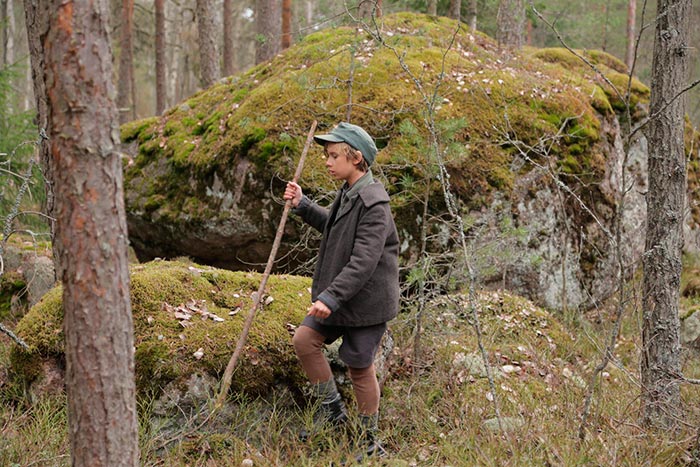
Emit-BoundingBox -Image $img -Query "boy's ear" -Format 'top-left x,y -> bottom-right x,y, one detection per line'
353,150 -> 363,166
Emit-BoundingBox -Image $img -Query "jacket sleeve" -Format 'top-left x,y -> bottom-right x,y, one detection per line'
293,195 -> 329,233
317,202 -> 390,312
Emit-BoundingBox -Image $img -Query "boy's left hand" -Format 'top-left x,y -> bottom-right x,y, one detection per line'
307,300 -> 331,319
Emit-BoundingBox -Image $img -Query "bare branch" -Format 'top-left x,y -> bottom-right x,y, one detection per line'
631,78 -> 700,138
361,15 -> 511,439
0,321 -> 29,350
529,3 -> 628,106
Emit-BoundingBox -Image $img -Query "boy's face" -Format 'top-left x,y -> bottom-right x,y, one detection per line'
324,142 -> 363,184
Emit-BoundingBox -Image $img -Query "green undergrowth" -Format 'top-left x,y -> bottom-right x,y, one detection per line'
120,12 -> 650,242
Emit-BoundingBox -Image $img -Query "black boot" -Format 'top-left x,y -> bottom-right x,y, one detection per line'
352,413 -> 387,463
299,393 -> 348,442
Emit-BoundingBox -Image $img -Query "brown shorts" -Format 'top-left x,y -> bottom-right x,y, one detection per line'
301,315 -> 387,369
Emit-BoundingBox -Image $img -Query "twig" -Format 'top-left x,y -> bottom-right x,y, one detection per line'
214,120 -> 317,408
0,321 -> 29,350
631,78 -> 700,138
529,3 -> 627,106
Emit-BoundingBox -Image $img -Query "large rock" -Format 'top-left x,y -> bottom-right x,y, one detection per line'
8,259 -> 392,402
10,260 -> 311,397
120,13 -> 699,310
0,241 -> 55,319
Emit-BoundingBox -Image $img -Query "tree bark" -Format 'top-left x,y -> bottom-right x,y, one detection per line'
449,0 -> 460,21
116,0 -> 135,123
497,0 -> 525,50
357,0 -> 381,18
427,0 -> 437,16
2,0 -> 15,67
625,0 -> 637,71
467,0 -> 477,31
254,0 -> 280,64
223,0 -> 234,76
196,0 -> 220,88
641,0 -> 691,430
39,0 -> 140,465
22,0 -> 54,236
305,0 -> 313,26
281,0 -> 291,50
600,1 -> 609,52
155,0 -> 166,114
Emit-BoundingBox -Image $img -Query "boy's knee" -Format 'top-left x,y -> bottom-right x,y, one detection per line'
292,325 -> 323,354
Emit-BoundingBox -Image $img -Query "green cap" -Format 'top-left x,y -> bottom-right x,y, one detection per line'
313,122 -> 378,166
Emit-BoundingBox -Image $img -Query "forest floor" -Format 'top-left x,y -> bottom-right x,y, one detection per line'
2,263 -> 700,467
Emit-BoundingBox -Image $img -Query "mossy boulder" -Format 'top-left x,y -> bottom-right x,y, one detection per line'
120,12 -> 656,310
0,238 -> 55,317
9,259 -> 311,398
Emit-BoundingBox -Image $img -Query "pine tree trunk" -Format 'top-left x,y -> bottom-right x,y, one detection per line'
467,0 -> 477,31
155,0 -> 166,114
281,0 -> 291,50
2,0 -> 15,66
427,0 -> 437,16
22,0 -> 54,235
497,0 -> 525,49
223,0 -> 234,76
255,0 -> 280,64
305,0 -> 313,26
449,0 -> 460,21
40,0 -> 139,465
625,0 -> 636,71
116,0 -> 134,123
196,0 -> 220,88
641,0 -> 691,430
600,1 -> 609,52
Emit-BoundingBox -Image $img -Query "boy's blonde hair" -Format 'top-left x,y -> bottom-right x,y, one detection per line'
325,142 -> 369,173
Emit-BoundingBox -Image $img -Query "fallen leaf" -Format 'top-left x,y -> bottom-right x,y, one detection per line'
174,311 -> 192,321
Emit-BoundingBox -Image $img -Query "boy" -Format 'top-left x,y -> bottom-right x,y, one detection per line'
284,122 -> 400,460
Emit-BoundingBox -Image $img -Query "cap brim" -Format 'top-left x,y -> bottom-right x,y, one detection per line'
314,134 -> 345,145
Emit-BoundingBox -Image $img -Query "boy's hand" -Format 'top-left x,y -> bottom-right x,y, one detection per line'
307,300 -> 331,319
284,181 -> 303,208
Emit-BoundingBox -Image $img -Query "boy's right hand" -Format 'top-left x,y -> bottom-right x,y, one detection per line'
284,181 -> 302,208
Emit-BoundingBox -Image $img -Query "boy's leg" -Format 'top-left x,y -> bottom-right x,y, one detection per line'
348,364 -> 387,459
347,364 -> 380,415
293,325 -> 347,439
292,325 -> 332,384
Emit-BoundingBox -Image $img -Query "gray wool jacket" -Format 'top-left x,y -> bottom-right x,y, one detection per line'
294,180 -> 400,327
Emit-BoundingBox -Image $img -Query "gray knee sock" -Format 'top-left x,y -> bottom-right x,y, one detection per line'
312,378 -> 341,405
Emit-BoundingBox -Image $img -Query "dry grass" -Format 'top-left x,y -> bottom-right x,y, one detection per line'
2,282 -> 700,466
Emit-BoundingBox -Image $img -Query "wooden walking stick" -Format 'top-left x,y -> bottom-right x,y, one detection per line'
215,120 -> 317,408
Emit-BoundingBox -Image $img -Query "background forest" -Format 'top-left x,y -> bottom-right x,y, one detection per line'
2,1 -> 700,466
2,0 -> 700,132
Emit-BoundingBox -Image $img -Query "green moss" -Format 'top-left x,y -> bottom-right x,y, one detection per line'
10,259 -> 312,398
0,271 -> 26,320
585,50 -> 628,74
120,116 -> 159,142
119,12 -> 644,254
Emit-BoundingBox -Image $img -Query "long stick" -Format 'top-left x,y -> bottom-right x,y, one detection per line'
215,120 -> 317,407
